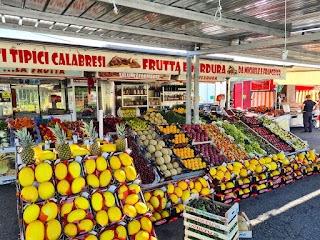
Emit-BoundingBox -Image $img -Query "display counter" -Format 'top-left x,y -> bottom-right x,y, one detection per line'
272,114 -> 291,131
42,114 -> 73,122
0,147 -> 16,185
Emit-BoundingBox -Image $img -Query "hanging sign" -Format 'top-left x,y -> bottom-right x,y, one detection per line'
0,67 -> 83,77
98,72 -> 171,80
251,80 -> 274,91
0,41 -> 286,79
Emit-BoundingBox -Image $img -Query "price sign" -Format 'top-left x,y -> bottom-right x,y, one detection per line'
0,92 -> 11,102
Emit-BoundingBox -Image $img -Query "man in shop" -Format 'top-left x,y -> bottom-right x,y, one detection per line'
301,95 -> 317,132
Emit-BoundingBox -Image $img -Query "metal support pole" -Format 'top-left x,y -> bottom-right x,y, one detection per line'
194,55 -> 200,123
226,78 -> 231,110
186,54 -> 192,124
70,79 -> 77,121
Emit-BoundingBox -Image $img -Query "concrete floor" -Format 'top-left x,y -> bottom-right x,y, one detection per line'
0,128 -> 319,240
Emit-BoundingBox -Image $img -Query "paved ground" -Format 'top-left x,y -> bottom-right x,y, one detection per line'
1,128 -> 319,240
156,128 -> 320,240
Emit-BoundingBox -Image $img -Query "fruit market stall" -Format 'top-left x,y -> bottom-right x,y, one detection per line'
12,106 -> 320,240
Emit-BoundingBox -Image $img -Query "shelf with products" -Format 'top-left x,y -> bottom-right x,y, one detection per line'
123,94 -> 148,97
162,91 -> 187,94
120,83 -> 149,108
161,85 -> 186,103
123,105 -> 148,108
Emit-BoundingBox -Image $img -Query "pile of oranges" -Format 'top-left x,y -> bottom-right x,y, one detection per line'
173,108 -> 186,114
203,124 -> 248,160
182,158 -> 206,170
173,147 -> 195,159
158,125 -> 180,134
172,133 -> 189,144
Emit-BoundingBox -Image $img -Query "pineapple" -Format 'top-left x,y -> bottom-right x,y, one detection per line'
15,128 -> 35,165
115,123 -> 126,152
48,123 -> 72,160
82,120 -> 101,156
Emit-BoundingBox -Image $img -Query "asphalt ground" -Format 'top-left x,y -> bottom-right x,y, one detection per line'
156,128 -> 320,240
0,128 -> 319,240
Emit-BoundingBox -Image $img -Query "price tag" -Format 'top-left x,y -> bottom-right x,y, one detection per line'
1,92 -> 10,99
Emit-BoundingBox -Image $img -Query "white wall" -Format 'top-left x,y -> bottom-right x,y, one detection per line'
199,82 -> 226,103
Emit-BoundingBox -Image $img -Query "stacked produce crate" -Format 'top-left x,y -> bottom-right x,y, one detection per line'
184,197 -> 239,240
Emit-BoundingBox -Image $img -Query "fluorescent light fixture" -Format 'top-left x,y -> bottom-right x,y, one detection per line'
208,53 -> 320,69
295,27 -> 320,33
0,29 -> 187,56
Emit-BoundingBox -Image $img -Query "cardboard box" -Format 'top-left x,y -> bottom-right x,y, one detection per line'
184,221 -> 239,240
238,212 -> 252,238
185,199 -> 239,224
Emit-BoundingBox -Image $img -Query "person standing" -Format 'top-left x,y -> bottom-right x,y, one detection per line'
301,95 -> 317,132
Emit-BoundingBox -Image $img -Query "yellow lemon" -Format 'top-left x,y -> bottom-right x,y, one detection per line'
153,212 -> 161,220
143,192 -> 151,202
140,217 -> 152,233
21,185 -> 38,203
135,230 -> 150,240
99,230 -> 114,240
123,204 -> 137,218
57,179 -> 71,196
107,206 -> 122,222
178,181 -> 188,191
18,167 -> 34,187
255,165 -> 263,173
39,202 -> 58,222
119,153 -> 133,166
46,218 -> 61,240
167,183 -> 174,194
128,219 -> 141,235
68,161 -> 81,179
169,194 -> 179,204
150,196 -> 160,208
174,187 -> 183,198
209,167 -> 217,177
194,182 -> 202,193
96,210 -> 109,227
153,189 -> 164,198
109,156 -> 121,170
116,225 -> 127,238
38,181 -> 55,200
64,223 -> 77,237
240,169 -> 248,177
96,156 -> 108,172
114,169 -> 126,183
86,174 -> 100,188
23,204 -> 40,224
181,190 -> 191,201
215,170 -> 224,180
85,235 -> 98,240
71,177 -> 85,194
91,192 -> 103,211
74,197 -> 89,210
135,202 -> 148,214
35,163 -> 52,182
54,163 -> 68,180
125,194 -> 139,205
26,220 -> 44,240
78,219 -> 94,232
67,209 -> 86,223
99,169 -> 112,187
124,166 -> 137,181
85,159 -> 96,174
103,191 -> 115,207
61,202 -> 73,217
